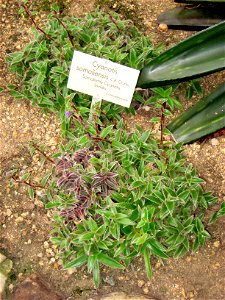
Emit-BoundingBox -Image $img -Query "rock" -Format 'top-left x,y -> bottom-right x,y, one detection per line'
9,275 -> 65,300
138,280 -> 145,288
103,276 -> 115,286
0,252 -> 13,298
158,23 -> 168,32
6,209 -> 12,217
210,138 -> 219,146
99,292 -> 156,300
213,241 -> 220,248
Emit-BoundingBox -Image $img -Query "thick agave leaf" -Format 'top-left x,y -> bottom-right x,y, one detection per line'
157,7 -> 225,29
167,82 -> 225,144
137,21 -> 225,88
175,0 -> 225,3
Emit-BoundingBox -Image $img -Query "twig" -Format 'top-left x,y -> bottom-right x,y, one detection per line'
32,145 -> 54,163
12,175 -> 43,189
52,10 -> 74,47
19,2 -> 56,43
109,15 -> 121,32
86,133 -> 112,144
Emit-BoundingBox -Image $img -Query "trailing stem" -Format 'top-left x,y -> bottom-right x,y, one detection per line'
32,144 -> 54,163
18,2 -> 56,43
52,9 -> 75,47
160,102 -> 167,144
12,175 -> 43,189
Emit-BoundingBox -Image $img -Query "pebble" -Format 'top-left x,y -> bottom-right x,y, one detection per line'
44,241 -> 49,249
6,209 -> 12,217
213,241 -> 220,248
15,216 -> 24,223
143,287 -> 149,294
138,280 -> 145,288
158,23 -> 168,32
186,256 -> 192,262
103,276 -> 115,286
213,262 -> 220,269
210,138 -> 219,146
67,268 -> 76,275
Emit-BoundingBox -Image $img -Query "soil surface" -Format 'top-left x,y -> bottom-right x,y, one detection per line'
0,0 -> 225,300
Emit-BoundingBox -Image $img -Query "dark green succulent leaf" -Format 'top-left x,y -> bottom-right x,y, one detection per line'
168,82 -> 225,144
137,21 -> 225,88
157,7 -> 225,29
175,0 -> 225,3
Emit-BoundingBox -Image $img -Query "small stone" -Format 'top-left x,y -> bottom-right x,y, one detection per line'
44,241 -> 49,249
37,253 -> 43,258
158,23 -> 168,32
27,239 -> 32,244
49,137 -> 58,145
142,106 -> 151,112
186,256 -> 192,262
103,276 -> 115,286
210,138 -> 219,146
189,291 -> 194,298
15,216 -> 24,223
21,212 -> 29,218
6,209 -> 12,217
213,262 -> 220,269
143,287 -> 149,294
213,241 -> 220,248
50,257 -> 56,263
138,280 -> 145,288
67,268 -> 75,275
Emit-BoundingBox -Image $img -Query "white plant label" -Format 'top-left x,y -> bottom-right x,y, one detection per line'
67,51 -> 140,108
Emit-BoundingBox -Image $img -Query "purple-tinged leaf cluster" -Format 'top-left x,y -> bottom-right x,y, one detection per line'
92,172 -> 118,195
73,149 -> 92,168
55,150 -> 92,226
55,155 -> 74,174
57,172 -> 83,194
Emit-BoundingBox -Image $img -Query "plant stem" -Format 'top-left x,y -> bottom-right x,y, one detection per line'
19,2 -> 56,43
109,15 -> 121,32
86,133 -> 112,144
52,11 -> 75,47
12,175 -> 43,189
32,145 -> 54,163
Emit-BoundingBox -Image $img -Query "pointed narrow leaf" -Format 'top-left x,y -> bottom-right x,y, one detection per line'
143,247 -> 153,279
167,82 -> 225,143
98,253 -> 123,269
209,202 -> 225,223
65,255 -> 88,269
93,261 -> 100,288
100,125 -> 114,139
137,21 -> 225,88
28,187 -> 35,200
